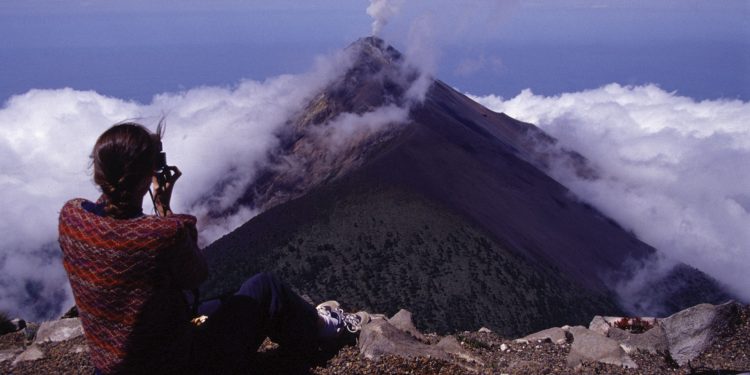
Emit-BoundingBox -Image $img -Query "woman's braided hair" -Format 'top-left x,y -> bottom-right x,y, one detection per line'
91,123 -> 158,219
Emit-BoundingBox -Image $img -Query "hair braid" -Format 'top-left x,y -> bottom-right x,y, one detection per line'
91,123 -> 158,219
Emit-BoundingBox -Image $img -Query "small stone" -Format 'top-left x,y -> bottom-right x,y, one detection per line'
12,345 -> 44,365
478,327 -> 492,333
500,343 -> 508,351
436,336 -> 483,365
0,349 -> 22,364
34,318 -> 84,343
520,327 -> 569,345
589,316 -> 611,336
388,309 -> 427,342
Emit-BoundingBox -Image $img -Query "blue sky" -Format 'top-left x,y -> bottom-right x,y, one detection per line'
1,0 -> 748,102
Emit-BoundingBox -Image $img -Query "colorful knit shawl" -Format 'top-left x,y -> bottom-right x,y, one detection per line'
59,197 -> 205,373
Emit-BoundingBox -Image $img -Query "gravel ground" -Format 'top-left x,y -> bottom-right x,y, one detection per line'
1,305 -> 748,374
0,334 -> 94,375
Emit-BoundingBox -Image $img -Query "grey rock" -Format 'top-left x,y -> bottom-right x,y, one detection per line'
519,327 -> 570,345
589,316 -> 611,336
659,300 -> 741,366
34,318 -> 84,344
388,309 -> 426,341
0,348 -> 22,364
358,317 -> 451,361
567,326 -> 637,369
478,327 -> 492,333
436,335 -> 483,364
12,345 -> 44,365
607,324 -> 668,354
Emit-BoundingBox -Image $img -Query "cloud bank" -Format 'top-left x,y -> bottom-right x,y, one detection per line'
471,84 -> 750,304
0,33 -> 432,320
0,49 -> 356,320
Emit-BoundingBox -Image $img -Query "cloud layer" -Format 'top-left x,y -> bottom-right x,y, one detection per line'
0,37 -> 429,320
471,84 -> 750,304
0,50 -> 355,319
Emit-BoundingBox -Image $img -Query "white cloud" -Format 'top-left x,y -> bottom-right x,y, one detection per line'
0,49 -> 355,320
470,83 -> 750,304
0,38 -> 434,320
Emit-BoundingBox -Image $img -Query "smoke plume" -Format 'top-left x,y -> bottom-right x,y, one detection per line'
367,0 -> 405,36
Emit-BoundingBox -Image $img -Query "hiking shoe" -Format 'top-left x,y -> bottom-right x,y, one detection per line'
316,300 -> 371,334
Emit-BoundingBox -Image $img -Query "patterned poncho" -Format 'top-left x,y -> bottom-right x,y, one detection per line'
59,197 -> 207,374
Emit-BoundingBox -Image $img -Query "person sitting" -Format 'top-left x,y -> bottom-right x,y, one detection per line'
58,122 -> 368,374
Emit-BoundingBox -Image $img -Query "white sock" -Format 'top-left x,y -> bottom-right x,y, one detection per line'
318,314 -> 341,339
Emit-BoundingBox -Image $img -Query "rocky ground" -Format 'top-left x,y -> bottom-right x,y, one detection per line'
1,303 -> 748,374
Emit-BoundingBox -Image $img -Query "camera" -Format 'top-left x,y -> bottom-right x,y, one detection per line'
154,147 -> 169,186
153,122 -> 171,186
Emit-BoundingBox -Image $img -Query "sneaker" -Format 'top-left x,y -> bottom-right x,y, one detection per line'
316,300 -> 371,334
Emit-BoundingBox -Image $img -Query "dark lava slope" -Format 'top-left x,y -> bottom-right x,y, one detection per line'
200,37 -> 731,335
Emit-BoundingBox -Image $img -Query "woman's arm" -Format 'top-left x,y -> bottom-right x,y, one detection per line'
170,219 -> 208,290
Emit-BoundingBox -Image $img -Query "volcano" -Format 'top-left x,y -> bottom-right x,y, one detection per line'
200,38 -> 731,335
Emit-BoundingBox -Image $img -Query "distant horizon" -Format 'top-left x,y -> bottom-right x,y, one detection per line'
2,1 -> 748,103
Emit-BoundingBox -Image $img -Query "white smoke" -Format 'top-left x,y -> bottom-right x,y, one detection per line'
403,13 -> 437,103
366,0 -> 405,36
0,49 -> 356,320
470,84 -> 750,304
367,0 -> 518,103
312,104 -> 409,150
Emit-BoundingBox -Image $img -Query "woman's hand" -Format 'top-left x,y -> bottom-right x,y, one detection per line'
152,166 -> 181,216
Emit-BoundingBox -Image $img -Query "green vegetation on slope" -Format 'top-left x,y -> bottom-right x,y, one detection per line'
202,185 -> 621,336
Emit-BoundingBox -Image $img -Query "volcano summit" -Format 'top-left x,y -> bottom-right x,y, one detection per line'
200,37 -> 731,336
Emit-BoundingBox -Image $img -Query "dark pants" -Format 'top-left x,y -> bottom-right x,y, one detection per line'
189,272 -> 320,373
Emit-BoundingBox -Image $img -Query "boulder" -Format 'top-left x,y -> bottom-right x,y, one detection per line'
358,315 -> 482,370
358,317 -> 451,361
659,300 -> 741,366
566,326 -> 637,369
588,316 -> 611,336
517,327 -> 570,345
34,318 -> 84,344
607,324 -> 668,354
388,309 -> 426,341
